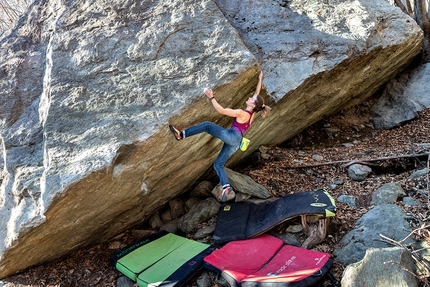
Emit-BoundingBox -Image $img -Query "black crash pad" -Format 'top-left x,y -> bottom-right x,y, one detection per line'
213,188 -> 336,244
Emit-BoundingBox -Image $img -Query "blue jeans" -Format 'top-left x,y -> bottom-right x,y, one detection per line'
183,121 -> 242,186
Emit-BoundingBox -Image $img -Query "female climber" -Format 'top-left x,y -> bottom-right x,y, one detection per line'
169,71 -> 270,202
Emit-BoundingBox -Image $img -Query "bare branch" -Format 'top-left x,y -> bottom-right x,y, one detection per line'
377,225 -> 430,284
394,0 -> 414,17
405,0 -> 414,16
283,153 -> 430,169
427,154 -> 430,209
414,0 -> 430,29
384,260 -> 429,284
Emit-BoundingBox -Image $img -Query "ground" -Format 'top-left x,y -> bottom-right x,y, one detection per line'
2,100 -> 430,287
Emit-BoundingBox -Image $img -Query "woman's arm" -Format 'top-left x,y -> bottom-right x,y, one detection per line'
254,71 -> 263,96
204,89 -> 243,118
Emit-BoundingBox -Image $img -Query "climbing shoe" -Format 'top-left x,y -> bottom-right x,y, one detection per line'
221,185 -> 232,202
169,125 -> 182,141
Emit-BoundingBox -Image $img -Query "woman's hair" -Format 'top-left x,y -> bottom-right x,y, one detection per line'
254,95 -> 271,117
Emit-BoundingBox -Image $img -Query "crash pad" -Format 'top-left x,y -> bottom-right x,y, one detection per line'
203,234 -> 284,285
137,240 -> 212,287
204,234 -> 332,287
213,188 -> 336,244
110,231 -> 214,287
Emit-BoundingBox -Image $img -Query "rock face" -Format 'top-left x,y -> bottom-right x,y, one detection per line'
334,204 -> 415,266
0,0 -> 423,277
341,247 -> 419,287
371,62 -> 430,129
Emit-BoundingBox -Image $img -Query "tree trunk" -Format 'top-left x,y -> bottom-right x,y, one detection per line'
414,0 -> 430,62
301,215 -> 329,249
394,0 -> 414,17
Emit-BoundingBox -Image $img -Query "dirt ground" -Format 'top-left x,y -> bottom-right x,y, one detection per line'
2,101 -> 430,287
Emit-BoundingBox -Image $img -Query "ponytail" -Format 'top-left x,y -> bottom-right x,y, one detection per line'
260,104 -> 271,118
254,95 -> 271,118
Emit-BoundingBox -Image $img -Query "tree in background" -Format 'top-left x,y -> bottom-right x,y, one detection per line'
391,0 -> 430,62
0,0 -> 30,35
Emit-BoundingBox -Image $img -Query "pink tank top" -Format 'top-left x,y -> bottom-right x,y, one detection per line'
231,110 -> 253,135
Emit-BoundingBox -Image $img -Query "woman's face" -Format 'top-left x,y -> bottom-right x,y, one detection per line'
246,95 -> 257,106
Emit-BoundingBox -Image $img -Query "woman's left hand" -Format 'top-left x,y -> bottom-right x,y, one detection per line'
204,88 -> 213,98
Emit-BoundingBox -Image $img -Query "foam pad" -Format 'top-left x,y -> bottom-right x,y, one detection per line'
111,231 -> 188,281
137,240 -> 213,287
241,245 -> 332,287
204,234 -> 284,286
110,231 -> 214,287
204,234 -> 332,287
213,189 -> 336,244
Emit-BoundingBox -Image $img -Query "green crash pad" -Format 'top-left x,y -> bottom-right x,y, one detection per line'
115,232 -> 188,280
110,231 -> 214,287
137,239 -> 211,287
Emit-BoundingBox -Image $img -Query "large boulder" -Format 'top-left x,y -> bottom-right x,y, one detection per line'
0,0 -> 423,277
371,62 -> 430,129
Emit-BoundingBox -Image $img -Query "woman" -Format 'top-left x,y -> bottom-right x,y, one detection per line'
169,71 -> 270,202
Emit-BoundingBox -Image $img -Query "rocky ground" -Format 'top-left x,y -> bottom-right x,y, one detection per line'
2,100 -> 430,287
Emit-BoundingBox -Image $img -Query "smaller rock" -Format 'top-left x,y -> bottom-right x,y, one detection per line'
235,192 -> 251,202
259,146 -> 271,154
269,231 -> 300,247
160,218 -> 180,233
337,194 -> 356,207
148,212 -> 164,229
402,197 -> 420,206
116,276 -> 134,287
371,182 -> 405,205
131,229 -> 152,239
348,164 -> 372,181
226,168 -> 271,199
261,153 -> 271,160
190,181 -> 215,198
112,233 -> 126,240
194,225 -> 216,240
108,241 -> 123,250
327,183 -> 337,190
312,154 -> 324,161
342,143 -> 355,148
185,197 -> 201,211
334,179 -> 344,185
196,272 -> 212,287
408,168 -> 429,180
325,127 -> 340,136
161,209 -> 173,222
178,198 -> 221,233
214,273 -> 230,287
169,198 -> 186,219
